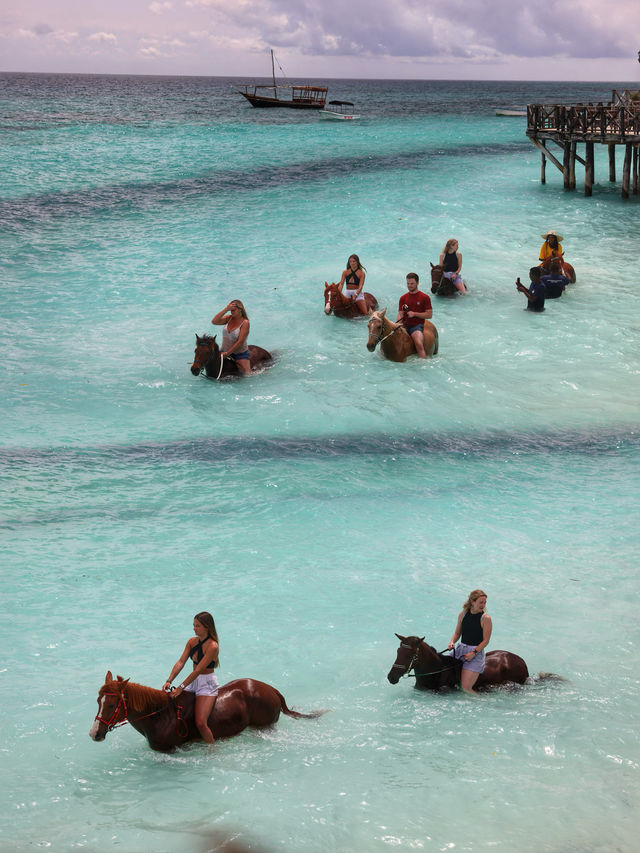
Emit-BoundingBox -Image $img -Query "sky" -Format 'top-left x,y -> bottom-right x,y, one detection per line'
1,0 -> 640,81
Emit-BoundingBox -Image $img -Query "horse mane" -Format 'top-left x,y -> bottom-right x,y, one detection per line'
108,677 -> 170,713
198,334 -> 217,346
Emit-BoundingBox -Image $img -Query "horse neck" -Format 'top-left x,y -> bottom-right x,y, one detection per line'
416,641 -> 440,667
122,681 -> 169,718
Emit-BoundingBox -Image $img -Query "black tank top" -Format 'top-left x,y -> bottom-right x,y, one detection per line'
190,637 -> 217,669
443,251 -> 458,273
461,611 -> 484,645
345,269 -> 359,289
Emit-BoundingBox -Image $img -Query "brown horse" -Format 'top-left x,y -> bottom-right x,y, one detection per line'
540,255 -> 576,283
324,282 -> 378,318
387,634 -> 530,691
191,334 -> 272,380
366,309 -> 438,362
90,671 -> 326,752
429,263 -> 458,298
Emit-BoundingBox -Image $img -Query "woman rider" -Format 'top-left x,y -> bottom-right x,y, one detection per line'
539,230 -> 563,263
448,590 -> 492,694
163,611 -> 220,744
337,254 -> 368,315
439,239 -> 466,293
211,300 -> 251,374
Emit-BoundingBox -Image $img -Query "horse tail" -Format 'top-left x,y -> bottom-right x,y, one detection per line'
276,689 -> 329,719
433,326 -> 439,356
532,671 -> 567,683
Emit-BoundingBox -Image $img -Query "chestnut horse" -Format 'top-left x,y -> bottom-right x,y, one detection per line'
540,255 -> 576,283
191,334 -> 272,380
324,283 -> 378,318
366,309 -> 438,363
429,263 -> 458,298
387,634 -> 530,691
90,671 -> 326,752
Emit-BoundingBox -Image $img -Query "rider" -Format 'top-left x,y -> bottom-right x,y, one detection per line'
539,230 -> 563,263
396,272 -> 433,358
439,238 -> 467,293
448,589 -> 492,694
211,300 -> 251,374
163,611 -> 220,744
337,254 -> 368,315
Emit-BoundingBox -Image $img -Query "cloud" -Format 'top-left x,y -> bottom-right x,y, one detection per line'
149,1 -> 173,13
87,32 -> 118,47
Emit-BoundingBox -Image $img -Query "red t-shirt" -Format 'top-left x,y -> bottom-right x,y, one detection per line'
398,290 -> 432,328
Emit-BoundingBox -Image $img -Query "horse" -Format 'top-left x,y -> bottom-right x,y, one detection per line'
540,255 -> 576,283
429,263 -> 459,298
90,671 -> 326,752
191,334 -> 272,380
366,309 -> 438,362
387,634 -> 530,692
324,282 -> 378,318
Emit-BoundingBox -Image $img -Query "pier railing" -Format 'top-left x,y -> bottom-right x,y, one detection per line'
527,97 -> 640,141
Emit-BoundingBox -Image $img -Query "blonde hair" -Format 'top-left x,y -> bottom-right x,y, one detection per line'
229,299 -> 248,319
462,589 -> 487,613
443,238 -> 459,254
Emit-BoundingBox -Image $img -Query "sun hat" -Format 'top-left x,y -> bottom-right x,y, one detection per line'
541,230 -> 564,241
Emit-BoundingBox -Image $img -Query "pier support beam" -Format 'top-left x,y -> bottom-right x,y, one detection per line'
585,142 -> 594,197
540,140 -> 546,184
622,143 -> 631,198
633,146 -> 639,195
563,143 -> 571,189
608,143 -> 616,181
569,142 -> 577,189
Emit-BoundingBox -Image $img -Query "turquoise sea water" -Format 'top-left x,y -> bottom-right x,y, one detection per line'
1,74 -> 639,853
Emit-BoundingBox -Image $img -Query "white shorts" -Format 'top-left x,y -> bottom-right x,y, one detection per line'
185,672 -> 219,696
345,288 -> 365,302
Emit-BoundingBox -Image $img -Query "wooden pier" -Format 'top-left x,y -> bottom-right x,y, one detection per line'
526,90 -> 640,198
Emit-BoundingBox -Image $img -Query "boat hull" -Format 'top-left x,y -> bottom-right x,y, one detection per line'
240,92 -> 325,110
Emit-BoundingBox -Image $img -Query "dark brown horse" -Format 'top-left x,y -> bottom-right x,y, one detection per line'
90,671 -> 326,752
324,282 -> 378,318
430,263 -> 458,298
387,634 -> 530,691
540,255 -> 576,283
191,334 -> 272,380
366,309 -> 438,362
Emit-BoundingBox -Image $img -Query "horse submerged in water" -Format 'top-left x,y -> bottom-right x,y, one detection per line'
366,309 -> 438,362
90,671 -> 326,752
324,282 -> 378,318
190,334 -> 272,380
429,263 -> 459,298
387,634 -> 532,691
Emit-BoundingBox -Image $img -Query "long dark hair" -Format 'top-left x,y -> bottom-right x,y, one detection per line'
194,611 -> 219,667
347,253 -> 366,272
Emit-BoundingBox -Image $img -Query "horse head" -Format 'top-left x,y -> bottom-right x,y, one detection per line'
387,634 -> 425,684
191,334 -> 218,376
366,308 -> 389,351
90,671 -> 130,741
324,282 -> 341,314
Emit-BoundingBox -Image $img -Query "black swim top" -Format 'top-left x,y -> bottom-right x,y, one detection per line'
190,637 -> 217,669
443,250 -> 458,273
345,269 -> 360,289
461,610 -> 484,645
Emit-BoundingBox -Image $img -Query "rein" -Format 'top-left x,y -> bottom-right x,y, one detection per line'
393,643 -> 458,680
371,317 -> 401,345
95,689 -> 179,731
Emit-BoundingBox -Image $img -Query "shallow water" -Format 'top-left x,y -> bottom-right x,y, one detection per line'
1,73 -> 639,853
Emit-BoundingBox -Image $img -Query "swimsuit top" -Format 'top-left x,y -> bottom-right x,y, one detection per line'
345,269 -> 360,289
222,319 -> 247,351
443,250 -> 459,273
460,610 -> 484,645
190,637 -> 217,669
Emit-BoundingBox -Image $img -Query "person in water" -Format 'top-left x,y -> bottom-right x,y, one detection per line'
448,589 -> 492,693
439,238 -> 466,293
541,258 -> 569,299
337,254 -> 368,315
396,272 -> 433,358
211,300 -> 251,374
516,267 -> 546,312
539,230 -> 563,263
163,611 -> 220,744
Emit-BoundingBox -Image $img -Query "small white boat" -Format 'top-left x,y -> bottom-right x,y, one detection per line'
320,100 -> 360,120
495,106 -> 527,117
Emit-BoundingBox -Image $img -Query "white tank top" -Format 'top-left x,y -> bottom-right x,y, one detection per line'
222,320 -> 246,351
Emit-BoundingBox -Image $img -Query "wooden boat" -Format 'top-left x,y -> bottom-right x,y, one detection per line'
238,50 -> 327,110
495,106 -> 527,116
320,101 -> 360,120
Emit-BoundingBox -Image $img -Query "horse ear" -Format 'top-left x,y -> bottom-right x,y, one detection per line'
105,670 -> 113,682
380,307 -> 387,318
395,633 -> 404,640
419,636 -> 425,642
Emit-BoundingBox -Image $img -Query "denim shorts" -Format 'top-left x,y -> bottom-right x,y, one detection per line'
184,673 -> 219,696
407,324 -> 424,335
230,350 -> 250,361
454,642 -> 486,673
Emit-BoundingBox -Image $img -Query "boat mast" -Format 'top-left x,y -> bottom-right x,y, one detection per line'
271,49 -> 276,93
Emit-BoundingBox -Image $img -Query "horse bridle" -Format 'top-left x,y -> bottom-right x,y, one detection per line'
370,317 -> 400,346
94,691 -> 129,732
392,641 -> 459,679
194,343 -> 225,381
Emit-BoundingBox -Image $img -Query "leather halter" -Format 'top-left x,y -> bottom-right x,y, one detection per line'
369,316 -> 400,346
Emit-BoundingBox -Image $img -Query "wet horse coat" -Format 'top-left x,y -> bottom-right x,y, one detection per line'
324,283 -> 378,318
191,334 -> 272,379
